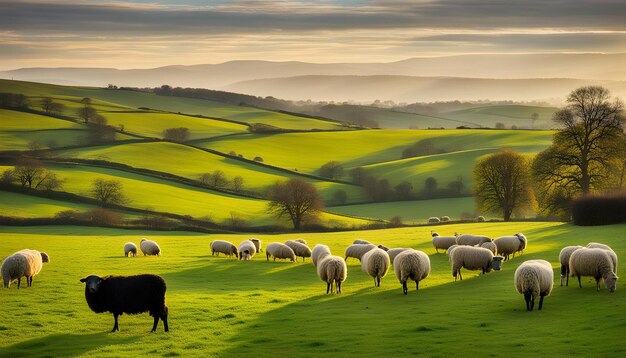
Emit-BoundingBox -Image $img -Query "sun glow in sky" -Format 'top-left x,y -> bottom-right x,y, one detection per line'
1,0 -> 625,69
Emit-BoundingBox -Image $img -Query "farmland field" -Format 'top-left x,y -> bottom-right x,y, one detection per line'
0,222 -> 624,357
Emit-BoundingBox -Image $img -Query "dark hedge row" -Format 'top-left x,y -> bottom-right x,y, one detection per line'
572,193 -> 626,226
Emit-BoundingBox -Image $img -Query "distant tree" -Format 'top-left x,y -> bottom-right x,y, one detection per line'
447,176 -> 465,195
333,189 -> 348,205
394,181 -> 413,199
389,216 -> 403,227
349,167 -> 366,185
474,150 -> 535,221
511,125 -> 518,130
41,97 -> 53,113
267,178 -> 324,230
0,93 -> 28,108
163,127 -> 190,142
531,112 -> 539,128
77,106 -> 98,123
1,169 -> 15,185
232,176 -> 244,193
13,158 -> 45,188
253,156 -> 264,162
228,151 -> 237,156
319,161 -> 344,179
38,172 -> 62,191
91,178 -> 126,207
27,141 -> 43,153
81,97 -> 92,107
424,177 -> 438,198
495,122 -> 506,129
86,118 -> 115,143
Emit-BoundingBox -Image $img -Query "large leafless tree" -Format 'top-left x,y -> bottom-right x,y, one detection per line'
267,178 -> 324,230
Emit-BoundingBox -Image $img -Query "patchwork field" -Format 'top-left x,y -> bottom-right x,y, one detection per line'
0,222 -> 624,357
441,105 -> 559,129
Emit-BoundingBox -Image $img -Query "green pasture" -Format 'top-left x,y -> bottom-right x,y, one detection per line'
442,105 -> 558,129
0,222 -> 624,357
328,197 -> 476,224
0,191 -> 96,218
54,141 -> 367,203
0,109 -> 82,131
0,164 -> 368,228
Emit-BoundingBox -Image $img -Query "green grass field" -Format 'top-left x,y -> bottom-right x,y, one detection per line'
0,191 -> 96,218
442,105 -> 558,129
0,222 -> 624,357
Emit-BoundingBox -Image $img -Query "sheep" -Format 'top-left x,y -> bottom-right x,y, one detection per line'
475,216 -> 485,222
428,217 -> 440,224
1,249 -> 50,288
353,239 -> 371,245
266,242 -> 296,262
312,244 -> 331,267
493,234 -> 526,261
393,249 -> 430,295
585,242 -> 617,272
440,216 -> 450,222
569,248 -> 618,292
514,260 -> 554,311
387,248 -> 411,264
447,245 -> 460,261
431,231 -> 439,237
432,235 -> 457,253
559,245 -> 583,286
479,241 -> 497,255
124,242 -> 137,257
294,239 -> 307,245
456,234 -> 492,246
285,240 -> 312,262
210,240 -> 238,258
345,244 -> 377,262
450,246 -> 503,281
317,255 -> 347,294
238,240 -> 257,260
140,239 -> 161,256
377,244 -> 389,251
249,238 -> 262,253
361,248 -> 390,287
80,274 -> 168,332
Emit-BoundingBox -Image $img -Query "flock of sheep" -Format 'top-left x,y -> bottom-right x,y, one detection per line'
0,231 -> 619,332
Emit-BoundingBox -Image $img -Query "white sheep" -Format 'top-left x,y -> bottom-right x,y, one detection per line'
361,248 -> 390,287
249,238 -> 262,253
238,240 -> 257,261
440,216 -> 450,222
479,241 -> 497,255
393,249 -> 430,295
493,235 -> 526,261
514,260 -> 554,311
210,240 -> 238,258
428,217 -> 440,224
345,243 -> 376,262
139,239 -> 161,256
294,239 -> 307,245
312,244 -> 331,267
569,248 -> 618,292
353,239 -> 371,245
450,246 -> 503,281
317,255 -> 347,294
285,240 -> 312,262
124,242 -> 137,257
387,248 -> 411,264
2,249 -> 50,288
432,236 -> 457,253
586,243 -> 617,272
559,245 -> 583,286
266,242 -> 296,262
475,216 -> 485,222
456,234 -> 492,246
446,245 -> 460,262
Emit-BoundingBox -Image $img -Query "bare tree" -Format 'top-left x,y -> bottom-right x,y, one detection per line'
163,127 -> 190,142
13,158 -> 45,188
267,178 -> 324,230
40,97 -> 65,115
77,106 -> 98,123
319,161 -> 344,179
424,177 -> 437,198
91,178 -> 126,207
232,176 -> 244,192
474,150 -> 536,221
200,170 -> 229,189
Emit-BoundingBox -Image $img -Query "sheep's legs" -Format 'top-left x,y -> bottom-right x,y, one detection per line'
336,281 -> 342,294
162,313 -> 169,332
524,292 -> 533,311
595,278 -> 601,292
402,281 -> 408,295
28,276 -> 33,287
415,281 -> 419,291
565,270 -> 569,286
112,313 -> 120,332
151,315 -> 159,332
326,282 -> 331,294
375,277 -> 381,287
577,275 -> 582,288
538,295 -> 545,310
17,278 -> 21,289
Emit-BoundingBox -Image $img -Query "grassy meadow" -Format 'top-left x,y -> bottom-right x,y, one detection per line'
0,222 -> 624,357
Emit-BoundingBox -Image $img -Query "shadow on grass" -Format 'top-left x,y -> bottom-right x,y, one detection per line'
0,333 -> 140,358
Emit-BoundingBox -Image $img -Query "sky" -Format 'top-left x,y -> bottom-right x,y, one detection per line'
1,0 -> 625,70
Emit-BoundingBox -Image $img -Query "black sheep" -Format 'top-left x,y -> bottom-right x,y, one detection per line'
80,274 -> 169,332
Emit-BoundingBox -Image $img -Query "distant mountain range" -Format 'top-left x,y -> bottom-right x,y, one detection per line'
2,53 -> 625,102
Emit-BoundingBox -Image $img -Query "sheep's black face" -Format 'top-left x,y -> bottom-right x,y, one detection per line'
492,256 -> 504,271
80,275 -> 103,294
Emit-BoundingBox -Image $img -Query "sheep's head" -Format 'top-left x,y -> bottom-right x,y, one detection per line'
377,244 -> 389,251
605,273 -> 618,293
80,275 -> 104,294
40,252 -> 50,263
243,250 -> 251,261
492,256 -> 504,271
431,231 -> 439,237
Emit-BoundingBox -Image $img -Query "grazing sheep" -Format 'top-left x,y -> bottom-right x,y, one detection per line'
450,246 -> 503,281
312,244 -> 331,267
140,239 -> 161,256
569,248 -> 618,292
345,244 -> 377,262
210,240 -> 238,258
440,216 -> 450,222
285,240 -> 312,262
377,244 -> 390,251
80,274 -> 168,332
238,240 -> 257,260
249,238 -> 262,253
475,216 -> 485,222
514,260 -> 554,311
1,249 -> 50,289
387,248 -> 411,264
266,242 -> 296,262
431,231 -> 439,237
361,248 -> 390,287
294,239 -> 307,245
447,245 -> 460,261
353,239 -> 371,245
493,234 -> 526,261
456,234 -> 492,246
586,242 -> 614,252
559,245 -> 583,286
393,249 -> 430,295
124,242 -> 137,257
428,217 -> 440,224
317,255 -> 347,294
432,235 -> 457,253
479,241 -> 498,255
